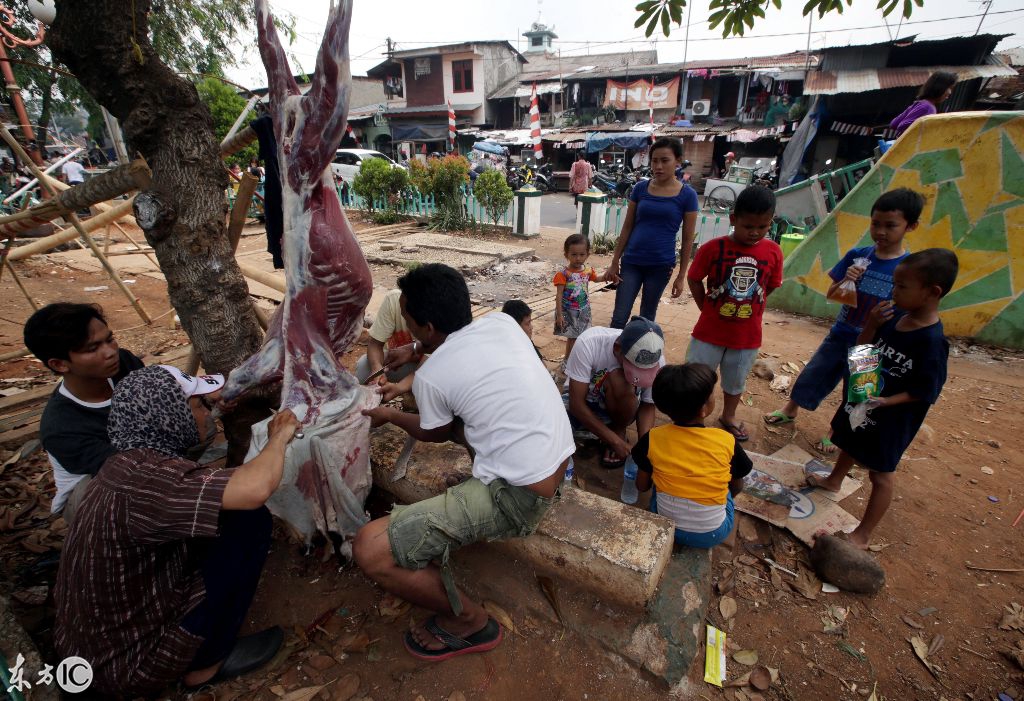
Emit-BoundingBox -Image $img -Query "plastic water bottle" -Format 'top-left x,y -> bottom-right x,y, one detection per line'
564,457 -> 575,484
620,456 -> 639,504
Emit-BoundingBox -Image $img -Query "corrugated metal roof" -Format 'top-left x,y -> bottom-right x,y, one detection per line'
805,59 -> 1016,95
385,103 -> 480,115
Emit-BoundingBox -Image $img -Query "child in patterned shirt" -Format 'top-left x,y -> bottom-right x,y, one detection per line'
554,233 -> 610,360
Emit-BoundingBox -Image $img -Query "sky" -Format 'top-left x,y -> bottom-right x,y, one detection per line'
225,0 -> 1024,90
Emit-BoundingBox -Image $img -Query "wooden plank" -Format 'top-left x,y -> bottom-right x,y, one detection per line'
0,420 -> 40,449
0,406 -> 43,433
0,383 -> 54,413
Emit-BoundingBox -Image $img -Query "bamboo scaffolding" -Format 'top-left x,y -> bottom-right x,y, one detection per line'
0,125 -> 152,324
0,159 -> 150,238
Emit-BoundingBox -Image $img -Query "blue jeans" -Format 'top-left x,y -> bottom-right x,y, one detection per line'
789,333 -> 855,411
650,490 -> 735,549
610,262 -> 674,329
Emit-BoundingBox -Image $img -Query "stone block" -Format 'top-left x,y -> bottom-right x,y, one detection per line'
370,427 -> 675,609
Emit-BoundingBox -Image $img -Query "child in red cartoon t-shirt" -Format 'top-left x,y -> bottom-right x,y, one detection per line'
686,185 -> 783,442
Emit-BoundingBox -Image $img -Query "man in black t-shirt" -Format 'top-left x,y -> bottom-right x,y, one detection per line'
24,303 -> 144,522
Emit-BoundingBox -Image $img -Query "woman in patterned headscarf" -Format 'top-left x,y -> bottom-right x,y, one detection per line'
54,365 -> 300,697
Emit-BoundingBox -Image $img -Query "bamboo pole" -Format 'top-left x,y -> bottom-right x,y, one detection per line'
5,261 -> 38,310
7,198 -> 135,262
220,126 -> 258,158
0,126 -> 152,324
0,348 -> 29,363
110,220 -> 159,268
237,261 -> 285,293
228,173 -> 259,251
222,96 -> 259,148
0,159 -> 150,237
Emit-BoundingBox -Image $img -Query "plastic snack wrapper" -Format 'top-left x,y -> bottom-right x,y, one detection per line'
847,344 -> 882,404
704,624 -> 727,687
828,256 -> 869,307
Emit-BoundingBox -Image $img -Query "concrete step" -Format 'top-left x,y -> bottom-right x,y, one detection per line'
368,427 -> 711,688
369,426 -> 674,609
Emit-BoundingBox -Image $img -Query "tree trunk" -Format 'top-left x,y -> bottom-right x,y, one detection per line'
47,0 -> 267,461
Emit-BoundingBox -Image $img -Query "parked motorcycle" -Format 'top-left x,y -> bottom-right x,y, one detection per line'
532,162 -> 555,192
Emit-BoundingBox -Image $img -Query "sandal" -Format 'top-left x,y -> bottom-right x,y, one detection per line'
763,410 -> 795,426
805,473 -> 840,493
404,616 -> 503,662
718,419 -> 749,442
600,445 -> 626,469
815,436 -> 837,455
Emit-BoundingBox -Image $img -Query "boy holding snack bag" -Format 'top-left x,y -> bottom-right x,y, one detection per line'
809,249 -> 958,549
764,188 -> 924,453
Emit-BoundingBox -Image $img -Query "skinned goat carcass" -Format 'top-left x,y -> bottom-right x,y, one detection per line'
231,0 -> 378,555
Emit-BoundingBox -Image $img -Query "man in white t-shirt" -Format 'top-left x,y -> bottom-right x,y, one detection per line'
354,264 -> 573,662
61,159 -> 86,185
564,317 -> 665,468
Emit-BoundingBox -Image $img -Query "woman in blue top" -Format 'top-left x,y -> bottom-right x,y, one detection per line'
606,138 -> 699,328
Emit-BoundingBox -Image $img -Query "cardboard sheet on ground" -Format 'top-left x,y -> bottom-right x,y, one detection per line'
767,442 -> 863,503
737,449 -> 861,546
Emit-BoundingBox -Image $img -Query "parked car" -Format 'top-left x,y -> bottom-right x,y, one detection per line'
329,149 -> 401,183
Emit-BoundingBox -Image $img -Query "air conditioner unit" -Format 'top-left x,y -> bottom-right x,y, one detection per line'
690,100 -> 711,116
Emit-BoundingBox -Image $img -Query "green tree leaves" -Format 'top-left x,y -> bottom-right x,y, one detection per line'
639,0 -> 924,39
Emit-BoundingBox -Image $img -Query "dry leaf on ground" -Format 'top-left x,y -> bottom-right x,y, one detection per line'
336,630 -> 370,654
901,614 -> 924,629
537,575 -> 564,624
724,672 -> 751,688
1003,641 -> 1024,670
279,684 -> 328,701
378,594 -> 411,620
733,649 -> 759,665
822,605 -> 849,634
999,603 -> 1024,631
908,636 -> 940,678
789,567 -> 819,600
483,600 -> 516,635
749,665 -> 772,691
448,692 -> 467,701
716,568 -> 736,595
720,595 -> 738,620
331,674 -> 360,701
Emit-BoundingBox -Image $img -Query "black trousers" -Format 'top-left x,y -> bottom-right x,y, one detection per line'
182,507 -> 272,670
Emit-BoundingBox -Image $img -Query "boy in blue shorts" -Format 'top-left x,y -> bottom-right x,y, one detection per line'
633,363 -> 753,548
811,249 -> 958,549
686,185 -> 783,442
764,187 -> 924,454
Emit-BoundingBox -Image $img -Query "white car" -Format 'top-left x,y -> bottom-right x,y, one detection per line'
330,149 -> 401,184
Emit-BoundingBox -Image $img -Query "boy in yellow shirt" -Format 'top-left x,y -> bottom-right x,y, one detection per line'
633,363 -> 753,548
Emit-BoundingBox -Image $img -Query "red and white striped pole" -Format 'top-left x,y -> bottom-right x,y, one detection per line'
529,83 -> 543,162
447,100 -> 457,153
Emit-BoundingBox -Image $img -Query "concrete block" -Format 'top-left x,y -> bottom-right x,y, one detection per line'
369,427 -> 675,609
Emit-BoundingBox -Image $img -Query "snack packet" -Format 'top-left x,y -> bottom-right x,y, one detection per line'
828,256 -> 870,307
847,344 -> 882,403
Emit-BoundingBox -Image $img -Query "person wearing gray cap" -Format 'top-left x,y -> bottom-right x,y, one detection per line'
562,316 -> 666,468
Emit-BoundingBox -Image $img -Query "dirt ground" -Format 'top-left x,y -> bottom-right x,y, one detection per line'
1,213 -> 1022,701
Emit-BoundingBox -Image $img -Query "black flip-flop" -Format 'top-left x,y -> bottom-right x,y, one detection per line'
404,616 -> 503,662
183,626 -> 283,691
718,419 -> 750,442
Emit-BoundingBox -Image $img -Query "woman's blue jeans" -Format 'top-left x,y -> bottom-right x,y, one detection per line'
610,262 -> 674,328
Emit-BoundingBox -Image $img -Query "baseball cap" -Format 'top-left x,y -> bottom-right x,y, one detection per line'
158,365 -> 225,397
618,316 -> 664,388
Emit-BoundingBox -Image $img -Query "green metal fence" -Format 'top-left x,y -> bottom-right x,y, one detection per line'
463,186 -> 515,227
774,158 -> 874,211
